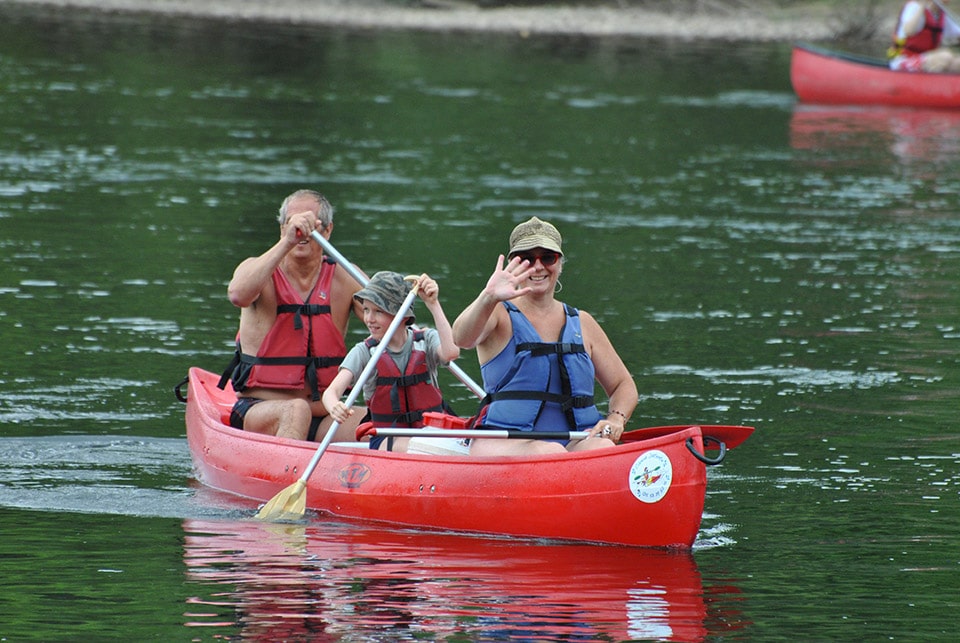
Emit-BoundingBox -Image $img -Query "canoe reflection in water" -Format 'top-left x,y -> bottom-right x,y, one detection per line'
789,105 -> 960,168
182,518 -> 747,641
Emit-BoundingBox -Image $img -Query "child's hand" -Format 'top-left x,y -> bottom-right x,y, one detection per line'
416,273 -> 440,305
329,400 -> 354,423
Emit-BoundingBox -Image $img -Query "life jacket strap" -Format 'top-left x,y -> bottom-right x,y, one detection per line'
486,390 -> 594,410
515,341 -> 586,357
375,371 -> 432,387
276,303 -> 332,330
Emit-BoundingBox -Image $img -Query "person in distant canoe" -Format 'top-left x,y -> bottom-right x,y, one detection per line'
219,189 -> 366,443
888,0 -> 960,72
322,271 -> 460,452
452,216 -> 638,457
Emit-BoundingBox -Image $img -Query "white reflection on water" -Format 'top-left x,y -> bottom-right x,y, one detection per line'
97,316 -> 181,334
0,435 -> 285,525
0,436 -> 205,518
0,379 -> 163,424
662,90 -> 795,110
650,364 -> 900,391
755,441 -> 960,511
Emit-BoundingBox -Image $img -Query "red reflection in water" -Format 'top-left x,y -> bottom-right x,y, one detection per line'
182,518 -> 747,641
790,105 -> 960,169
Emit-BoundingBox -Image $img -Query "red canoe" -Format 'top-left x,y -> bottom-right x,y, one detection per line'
790,43 -> 960,108
181,367 -> 753,548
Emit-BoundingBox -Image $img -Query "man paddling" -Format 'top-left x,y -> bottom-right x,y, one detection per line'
219,189 -> 366,442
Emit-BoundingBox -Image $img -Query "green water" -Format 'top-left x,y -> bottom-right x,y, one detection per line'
0,5 -> 958,641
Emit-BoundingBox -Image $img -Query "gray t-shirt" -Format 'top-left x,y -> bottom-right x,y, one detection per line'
340,327 -> 444,402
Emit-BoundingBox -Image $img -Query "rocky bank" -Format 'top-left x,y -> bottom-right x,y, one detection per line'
0,0 -> 902,44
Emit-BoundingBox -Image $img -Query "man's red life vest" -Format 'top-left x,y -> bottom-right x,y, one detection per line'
366,330 -> 444,427
220,257 -> 346,400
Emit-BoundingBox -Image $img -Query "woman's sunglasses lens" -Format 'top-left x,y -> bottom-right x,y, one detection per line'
513,252 -> 559,266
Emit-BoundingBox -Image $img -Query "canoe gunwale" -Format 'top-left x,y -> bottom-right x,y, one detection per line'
794,41 -> 887,69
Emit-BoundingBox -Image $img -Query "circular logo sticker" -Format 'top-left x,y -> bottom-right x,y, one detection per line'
629,450 -> 673,503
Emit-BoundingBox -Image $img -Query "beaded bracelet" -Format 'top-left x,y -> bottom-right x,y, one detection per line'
609,409 -> 628,422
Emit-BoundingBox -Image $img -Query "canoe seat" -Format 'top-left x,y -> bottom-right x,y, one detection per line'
332,441 -> 369,449
408,436 -> 471,456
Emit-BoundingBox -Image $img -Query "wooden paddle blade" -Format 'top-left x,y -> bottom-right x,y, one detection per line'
254,480 -> 307,522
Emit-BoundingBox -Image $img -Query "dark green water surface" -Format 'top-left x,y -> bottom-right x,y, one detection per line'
1,5 -> 958,641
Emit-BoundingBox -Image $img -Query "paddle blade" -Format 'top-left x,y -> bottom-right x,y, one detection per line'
255,480 -> 307,522
621,424 -> 754,451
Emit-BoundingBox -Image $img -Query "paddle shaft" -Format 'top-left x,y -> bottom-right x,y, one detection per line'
371,424 -> 752,446
364,427 -> 591,441
310,230 -> 486,399
296,283 -> 420,483
934,0 -> 960,26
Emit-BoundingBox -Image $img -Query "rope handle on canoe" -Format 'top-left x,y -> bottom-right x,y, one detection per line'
685,435 -> 727,465
174,375 -> 188,403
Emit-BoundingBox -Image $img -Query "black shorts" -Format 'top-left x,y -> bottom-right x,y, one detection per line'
229,397 -> 264,429
230,396 -> 324,441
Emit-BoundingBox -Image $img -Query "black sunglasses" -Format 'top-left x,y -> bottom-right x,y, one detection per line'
510,251 -> 561,267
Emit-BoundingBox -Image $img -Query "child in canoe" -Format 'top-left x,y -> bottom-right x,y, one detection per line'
322,271 -> 460,452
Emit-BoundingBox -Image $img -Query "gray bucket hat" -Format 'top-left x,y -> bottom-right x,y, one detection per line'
354,271 -> 415,324
508,216 -> 563,256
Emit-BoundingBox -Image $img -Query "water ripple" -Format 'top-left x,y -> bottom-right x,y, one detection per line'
650,365 -> 900,391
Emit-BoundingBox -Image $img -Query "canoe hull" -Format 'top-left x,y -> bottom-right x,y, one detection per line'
790,43 -> 960,108
185,367 -> 741,548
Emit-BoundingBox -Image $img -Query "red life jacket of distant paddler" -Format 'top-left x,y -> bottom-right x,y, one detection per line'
219,257 -> 346,400
365,330 -> 445,427
896,4 -> 944,54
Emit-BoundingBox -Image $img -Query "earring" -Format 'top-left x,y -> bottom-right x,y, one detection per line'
555,279 -> 563,293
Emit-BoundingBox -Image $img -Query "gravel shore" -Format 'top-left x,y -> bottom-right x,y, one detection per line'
0,0 -> 900,43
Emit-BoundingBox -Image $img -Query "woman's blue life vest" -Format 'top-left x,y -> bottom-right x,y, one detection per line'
479,301 -> 601,432
365,329 -> 445,427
